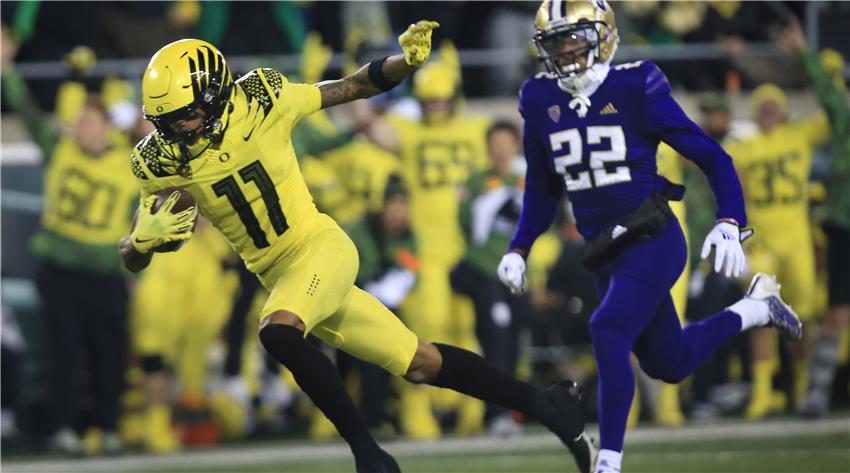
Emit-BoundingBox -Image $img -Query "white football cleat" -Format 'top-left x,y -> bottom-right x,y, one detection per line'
745,273 -> 803,341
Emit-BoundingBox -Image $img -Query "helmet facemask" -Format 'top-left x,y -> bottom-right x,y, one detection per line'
144,79 -> 232,147
535,20 -> 613,94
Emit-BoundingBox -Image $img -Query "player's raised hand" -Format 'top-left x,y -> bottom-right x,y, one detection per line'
700,221 -> 753,278
130,192 -> 196,254
498,252 -> 527,294
398,20 -> 440,67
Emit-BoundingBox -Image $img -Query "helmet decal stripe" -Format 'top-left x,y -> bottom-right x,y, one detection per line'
197,48 -> 207,91
550,0 -> 562,20
213,49 -> 223,92
206,46 -> 217,90
187,56 -> 202,99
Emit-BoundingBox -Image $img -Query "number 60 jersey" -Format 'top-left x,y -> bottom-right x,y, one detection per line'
130,68 -> 325,275
510,60 -> 747,252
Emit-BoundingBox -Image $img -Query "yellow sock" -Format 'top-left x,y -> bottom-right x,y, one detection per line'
83,427 -> 103,456
399,385 -> 440,440
626,389 -> 640,429
146,405 -> 180,454
308,409 -> 339,441
838,328 -> 850,364
656,383 -> 684,427
746,360 -> 775,420
455,396 -> 484,436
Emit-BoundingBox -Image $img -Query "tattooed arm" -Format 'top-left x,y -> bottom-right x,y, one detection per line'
317,20 -> 438,109
317,55 -> 414,109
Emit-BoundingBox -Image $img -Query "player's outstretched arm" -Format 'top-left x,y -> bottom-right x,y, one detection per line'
317,20 -> 438,109
119,235 -> 153,273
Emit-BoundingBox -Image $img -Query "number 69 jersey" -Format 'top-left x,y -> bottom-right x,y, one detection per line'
130,68 -> 326,275
510,60 -> 746,251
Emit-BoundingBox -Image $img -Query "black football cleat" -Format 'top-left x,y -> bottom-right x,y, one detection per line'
355,448 -> 401,473
536,380 -> 598,473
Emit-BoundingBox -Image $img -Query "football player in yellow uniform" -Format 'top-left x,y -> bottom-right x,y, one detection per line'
727,84 -> 829,419
2,32 -> 137,454
119,24 -> 594,473
355,55 -> 490,327
130,219 -> 238,453
354,55 -> 491,436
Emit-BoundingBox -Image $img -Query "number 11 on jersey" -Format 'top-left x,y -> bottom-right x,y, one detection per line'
212,160 -> 289,249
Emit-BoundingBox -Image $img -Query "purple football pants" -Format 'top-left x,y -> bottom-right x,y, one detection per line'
589,217 -> 742,452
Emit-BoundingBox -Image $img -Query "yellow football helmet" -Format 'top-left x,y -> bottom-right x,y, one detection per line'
142,39 -> 233,145
533,0 -> 618,92
413,60 -> 461,124
413,60 -> 459,102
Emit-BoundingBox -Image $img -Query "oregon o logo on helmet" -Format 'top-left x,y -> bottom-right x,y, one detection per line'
156,105 -> 164,113
219,153 -> 230,163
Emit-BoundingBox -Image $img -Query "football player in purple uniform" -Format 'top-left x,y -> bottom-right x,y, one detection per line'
498,2 -> 803,472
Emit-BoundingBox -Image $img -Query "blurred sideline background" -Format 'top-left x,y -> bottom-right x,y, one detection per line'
1,1 -> 849,472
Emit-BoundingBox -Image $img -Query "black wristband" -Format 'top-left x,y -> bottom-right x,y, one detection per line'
368,56 -> 401,92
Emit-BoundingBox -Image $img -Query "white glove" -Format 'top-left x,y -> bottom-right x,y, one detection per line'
498,252 -> 527,294
700,221 -> 752,278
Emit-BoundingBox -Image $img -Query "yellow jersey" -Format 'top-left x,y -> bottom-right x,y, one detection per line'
130,68 -> 325,275
386,114 -> 490,261
42,132 -> 139,244
32,131 -> 140,273
300,155 -> 361,226
727,113 -> 829,229
322,138 -> 401,214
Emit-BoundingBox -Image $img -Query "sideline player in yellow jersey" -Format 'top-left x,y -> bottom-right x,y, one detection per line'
353,55 -> 491,437
130,219 -> 238,453
354,53 -> 490,386
118,25 -> 595,473
727,84 -> 829,419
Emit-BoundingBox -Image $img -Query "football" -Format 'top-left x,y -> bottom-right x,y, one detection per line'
131,188 -> 197,253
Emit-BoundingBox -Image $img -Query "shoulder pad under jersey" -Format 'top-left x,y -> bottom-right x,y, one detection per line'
237,68 -> 285,110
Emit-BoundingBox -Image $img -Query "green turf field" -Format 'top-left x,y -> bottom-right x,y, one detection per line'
159,432 -> 848,473
5,419 -> 848,473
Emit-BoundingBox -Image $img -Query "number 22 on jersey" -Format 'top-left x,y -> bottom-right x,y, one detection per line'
212,160 -> 289,248
550,125 -> 630,191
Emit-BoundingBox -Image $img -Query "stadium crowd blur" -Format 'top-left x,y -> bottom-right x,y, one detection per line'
1,0 -> 849,457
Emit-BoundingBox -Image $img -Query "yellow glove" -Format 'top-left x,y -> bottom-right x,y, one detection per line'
398,20 -> 440,67
130,192 -> 196,254
300,32 -> 333,84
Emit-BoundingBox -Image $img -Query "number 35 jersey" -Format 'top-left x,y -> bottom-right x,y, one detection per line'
130,68 -> 325,275
511,61 -> 746,250
726,112 -> 828,231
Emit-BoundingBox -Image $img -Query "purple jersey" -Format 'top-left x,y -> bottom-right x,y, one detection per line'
510,60 -> 746,252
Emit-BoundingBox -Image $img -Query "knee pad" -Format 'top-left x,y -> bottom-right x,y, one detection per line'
140,355 -> 166,374
258,323 -> 305,364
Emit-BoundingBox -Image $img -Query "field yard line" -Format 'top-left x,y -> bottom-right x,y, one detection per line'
3,418 -> 847,473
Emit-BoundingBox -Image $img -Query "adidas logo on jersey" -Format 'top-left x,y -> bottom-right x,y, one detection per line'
600,102 -> 619,115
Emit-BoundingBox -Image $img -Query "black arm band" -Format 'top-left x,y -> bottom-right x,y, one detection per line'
368,56 -> 402,92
